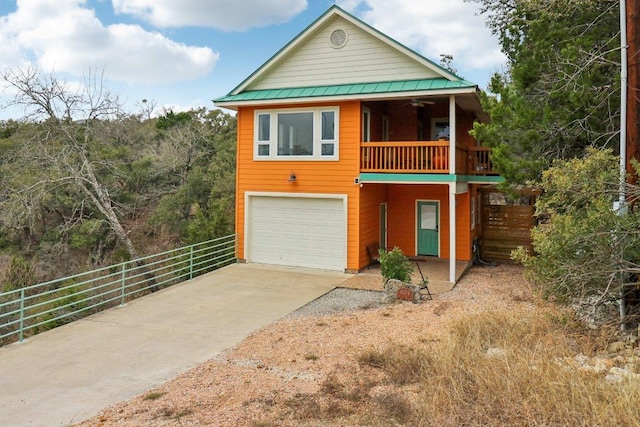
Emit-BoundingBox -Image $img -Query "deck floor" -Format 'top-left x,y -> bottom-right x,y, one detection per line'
343,259 -> 469,295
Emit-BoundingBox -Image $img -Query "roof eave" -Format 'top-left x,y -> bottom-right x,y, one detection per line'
214,86 -> 479,110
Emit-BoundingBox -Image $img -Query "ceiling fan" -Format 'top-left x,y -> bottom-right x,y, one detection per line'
408,99 -> 435,107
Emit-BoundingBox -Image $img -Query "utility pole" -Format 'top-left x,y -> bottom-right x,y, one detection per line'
627,0 -> 640,182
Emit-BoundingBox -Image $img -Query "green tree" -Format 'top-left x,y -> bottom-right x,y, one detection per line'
151,109 -> 237,243
0,67 -> 201,281
0,67 -> 148,262
468,0 -> 620,183
155,110 -> 193,130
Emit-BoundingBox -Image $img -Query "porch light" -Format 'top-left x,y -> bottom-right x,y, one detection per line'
288,171 -> 297,182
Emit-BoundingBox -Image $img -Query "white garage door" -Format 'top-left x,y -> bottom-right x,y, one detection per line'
248,196 -> 346,271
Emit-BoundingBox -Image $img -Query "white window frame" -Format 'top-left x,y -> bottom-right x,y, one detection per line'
254,107 -> 339,161
362,107 -> 371,142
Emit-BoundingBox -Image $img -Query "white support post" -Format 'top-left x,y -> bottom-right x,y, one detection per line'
449,95 -> 456,175
619,0 -> 627,211
449,182 -> 457,283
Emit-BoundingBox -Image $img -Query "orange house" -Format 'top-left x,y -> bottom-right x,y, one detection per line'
214,5 -> 502,283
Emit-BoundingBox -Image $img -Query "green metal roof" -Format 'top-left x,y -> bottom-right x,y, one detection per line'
214,78 -> 477,104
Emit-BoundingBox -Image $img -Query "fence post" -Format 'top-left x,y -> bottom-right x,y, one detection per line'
19,288 -> 25,343
120,262 -> 126,306
189,245 -> 194,280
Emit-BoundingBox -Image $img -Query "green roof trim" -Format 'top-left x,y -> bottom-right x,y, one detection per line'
359,173 -> 504,184
465,175 -> 505,184
359,173 -> 457,183
214,78 -> 477,103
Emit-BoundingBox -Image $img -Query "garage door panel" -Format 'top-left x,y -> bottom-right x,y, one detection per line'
249,196 -> 345,271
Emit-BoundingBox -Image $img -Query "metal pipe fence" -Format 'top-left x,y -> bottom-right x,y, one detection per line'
0,234 -> 236,345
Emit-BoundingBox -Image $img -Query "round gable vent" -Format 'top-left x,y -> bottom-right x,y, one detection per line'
329,28 -> 348,49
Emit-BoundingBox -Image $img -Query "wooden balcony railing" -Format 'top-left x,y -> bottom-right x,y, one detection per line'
360,141 -> 449,173
360,141 -> 497,175
467,146 -> 496,175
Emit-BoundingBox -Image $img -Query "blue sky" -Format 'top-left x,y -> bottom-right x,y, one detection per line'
0,0 -> 507,119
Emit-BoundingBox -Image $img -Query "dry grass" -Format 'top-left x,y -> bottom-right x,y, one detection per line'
433,314 -> 640,426
352,310 -> 640,426
250,309 -> 640,426
142,391 -> 166,401
247,310 -> 640,426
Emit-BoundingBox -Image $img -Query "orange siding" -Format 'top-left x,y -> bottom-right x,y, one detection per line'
235,101 -> 362,270
385,184 -> 472,261
236,99 -> 478,270
387,184 -> 447,257
455,191 -> 472,261
358,183 -> 387,269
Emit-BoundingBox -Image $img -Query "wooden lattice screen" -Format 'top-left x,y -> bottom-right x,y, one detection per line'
478,188 -> 538,261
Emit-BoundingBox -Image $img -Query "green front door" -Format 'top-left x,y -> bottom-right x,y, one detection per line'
417,201 -> 439,256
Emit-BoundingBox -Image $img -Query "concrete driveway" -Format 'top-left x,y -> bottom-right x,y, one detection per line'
0,263 -> 351,427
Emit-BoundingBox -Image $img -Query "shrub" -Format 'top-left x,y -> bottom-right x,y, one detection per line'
513,148 -> 640,322
378,247 -> 413,283
375,392 -> 414,424
143,391 -> 166,401
2,256 -> 37,292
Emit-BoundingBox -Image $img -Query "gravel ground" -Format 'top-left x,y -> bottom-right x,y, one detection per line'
285,287 -> 385,318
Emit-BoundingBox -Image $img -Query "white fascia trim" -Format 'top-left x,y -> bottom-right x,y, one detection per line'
216,87 -> 477,110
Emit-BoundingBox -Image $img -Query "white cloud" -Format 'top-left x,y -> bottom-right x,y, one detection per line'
112,0 -> 308,31
0,0 -> 219,85
336,0 -> 506,78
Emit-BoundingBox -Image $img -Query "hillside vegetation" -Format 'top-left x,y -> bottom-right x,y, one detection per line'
0,69 -> 236,290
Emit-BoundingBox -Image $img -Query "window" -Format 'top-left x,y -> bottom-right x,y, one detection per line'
362,107 -> 371,142
254,107 -> 339,160
278,112 -> 313,155
431,118 -> 449,140
321,111 -> 335,155
257,114 -> 270,156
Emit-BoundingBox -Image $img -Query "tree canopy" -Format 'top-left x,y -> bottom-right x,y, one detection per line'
468,0 -> 621,183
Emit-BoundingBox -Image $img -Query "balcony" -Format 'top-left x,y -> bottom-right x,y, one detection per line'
360,141 -> 497,175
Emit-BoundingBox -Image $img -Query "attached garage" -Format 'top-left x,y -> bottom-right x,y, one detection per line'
246,194 -> 347,271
